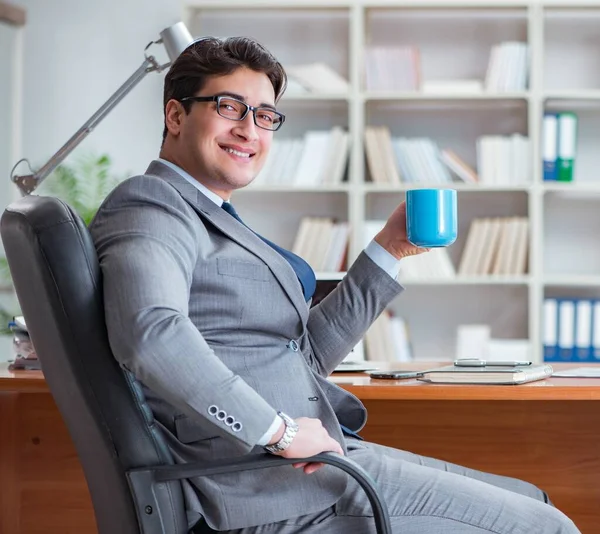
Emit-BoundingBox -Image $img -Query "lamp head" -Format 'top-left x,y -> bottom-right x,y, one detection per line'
160,22 -> 195,62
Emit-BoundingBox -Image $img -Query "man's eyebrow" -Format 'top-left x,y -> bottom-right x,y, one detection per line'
215,91 -> 276,110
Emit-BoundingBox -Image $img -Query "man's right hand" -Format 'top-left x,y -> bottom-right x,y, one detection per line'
271,417 -> 344,474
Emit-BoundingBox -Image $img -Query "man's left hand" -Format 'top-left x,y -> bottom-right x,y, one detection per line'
374,201 -> 430,260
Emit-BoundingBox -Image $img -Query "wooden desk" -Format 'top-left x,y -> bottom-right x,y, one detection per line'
331,363 -> 600,534
1,363 -> 598,534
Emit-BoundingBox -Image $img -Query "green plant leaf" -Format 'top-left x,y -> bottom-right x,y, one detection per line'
37,151 -> 124,225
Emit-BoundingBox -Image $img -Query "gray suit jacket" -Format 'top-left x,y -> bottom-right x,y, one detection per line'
90,160 -> 403,530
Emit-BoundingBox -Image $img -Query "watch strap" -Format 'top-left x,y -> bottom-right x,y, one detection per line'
264,412 -> 298,454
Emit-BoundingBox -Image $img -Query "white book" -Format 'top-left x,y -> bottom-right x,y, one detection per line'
317,219 -> 337,271
254,140 -> 287,185
543,113 -> 558,180
558,300 -> 575,361
491,218 -> 510,275
440,149 -> 478,183
299,218 -> 323,268
543,299 -> 558,360
378,127 -> 401,185
398,139 -> 421,183
458,219 -> 484,276
471,218 -> 493,275
293,130 -> 332,187
265,139 -> 294,185
365,127 -> 388,184
291,217 -> 315,260
502,218 -> 521,275
593,301 -> 600,361
286,62 -> 350,93
476,136 -> 494,184
322,222 -> 350,272
277,139 -> 305,185
320,127 -> 345,185
510,218 -> 529,275
557,112 -> 577,164
501,42 -> 519,92
412,139 -> 435,183
575,300 -> 592,361
478,217 -> 502,275
510,135 -> 529,184
498,136 -> 512,185
326,129 -> 350,185
424,139 -> 452,183
484,44 -> 501,92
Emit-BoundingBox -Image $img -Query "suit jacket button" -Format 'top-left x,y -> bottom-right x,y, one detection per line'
287,340 -> 299,352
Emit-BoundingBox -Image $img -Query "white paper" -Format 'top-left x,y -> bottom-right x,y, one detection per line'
552,367 -> 600,378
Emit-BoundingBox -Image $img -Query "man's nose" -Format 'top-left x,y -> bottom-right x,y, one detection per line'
233,111 -> 259,140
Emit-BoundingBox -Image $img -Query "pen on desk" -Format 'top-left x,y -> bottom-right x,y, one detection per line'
453,359 -> 532,367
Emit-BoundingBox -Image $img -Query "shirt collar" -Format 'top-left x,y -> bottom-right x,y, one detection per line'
156,158 -> 225,207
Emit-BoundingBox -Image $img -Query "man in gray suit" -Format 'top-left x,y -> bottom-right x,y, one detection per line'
90,37 -> 579,533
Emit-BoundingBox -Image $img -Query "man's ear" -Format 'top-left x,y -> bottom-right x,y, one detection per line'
164,99 -> 185,137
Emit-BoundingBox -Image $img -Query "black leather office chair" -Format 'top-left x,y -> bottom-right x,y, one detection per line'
1,195 -> 391,534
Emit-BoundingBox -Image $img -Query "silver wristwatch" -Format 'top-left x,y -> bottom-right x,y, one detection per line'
264,412 -> 298,454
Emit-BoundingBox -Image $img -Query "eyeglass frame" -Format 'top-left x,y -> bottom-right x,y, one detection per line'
179,95 -> 286,131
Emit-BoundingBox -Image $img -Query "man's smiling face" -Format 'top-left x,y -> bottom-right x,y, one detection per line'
162,66 -> 276,199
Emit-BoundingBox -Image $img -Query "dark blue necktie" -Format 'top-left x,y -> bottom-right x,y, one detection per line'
221,202 -> 316,302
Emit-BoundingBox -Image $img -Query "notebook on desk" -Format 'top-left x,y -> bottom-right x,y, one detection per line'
417,364 -> 553,385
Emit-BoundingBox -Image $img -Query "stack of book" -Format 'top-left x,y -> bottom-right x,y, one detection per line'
476,134 -> 530,185
484,41 -> 529,92
254,127 -> 350,187
544,298 -> 600,363
364,126 -> 529,186
291,217 -> 350,272
458,217 -> 529,276
542,112 -> 577,182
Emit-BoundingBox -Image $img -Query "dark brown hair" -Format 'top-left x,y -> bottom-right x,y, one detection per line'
162,36 -> 287,143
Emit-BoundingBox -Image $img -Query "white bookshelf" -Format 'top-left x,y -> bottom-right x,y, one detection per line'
182,0 -> 600,363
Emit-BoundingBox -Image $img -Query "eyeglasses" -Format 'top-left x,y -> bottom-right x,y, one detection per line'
180,95 -> 285,131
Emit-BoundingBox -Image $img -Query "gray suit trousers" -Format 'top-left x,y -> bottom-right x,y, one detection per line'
228,440 -> 580,534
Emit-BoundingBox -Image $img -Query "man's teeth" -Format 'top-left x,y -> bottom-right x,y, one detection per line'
223,147 -> 251,158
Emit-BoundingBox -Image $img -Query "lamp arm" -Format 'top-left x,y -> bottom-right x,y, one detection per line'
12,55 -> 166,195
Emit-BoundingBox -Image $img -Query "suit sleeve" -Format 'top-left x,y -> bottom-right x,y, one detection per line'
304,252 -> 404,376
90,176 -> 278,452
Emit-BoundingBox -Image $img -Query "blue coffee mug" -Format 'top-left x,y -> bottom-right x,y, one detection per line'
405,188 -> 457,247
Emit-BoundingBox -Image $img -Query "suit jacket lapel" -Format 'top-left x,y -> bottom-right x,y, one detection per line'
145,160 -> 309,324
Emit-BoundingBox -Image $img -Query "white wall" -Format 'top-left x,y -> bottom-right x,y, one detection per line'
0,23 -> 20,203
13,0 -> 184,177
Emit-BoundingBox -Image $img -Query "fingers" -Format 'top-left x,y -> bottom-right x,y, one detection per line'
304,462 -> 324,474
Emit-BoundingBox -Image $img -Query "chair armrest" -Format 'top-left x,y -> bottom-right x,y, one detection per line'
128,452 -> 391,533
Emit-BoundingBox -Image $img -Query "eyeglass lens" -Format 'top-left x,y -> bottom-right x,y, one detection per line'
217,97 -> 282,130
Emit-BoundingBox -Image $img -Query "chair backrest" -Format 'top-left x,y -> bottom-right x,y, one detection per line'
1,195 -> 188,534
